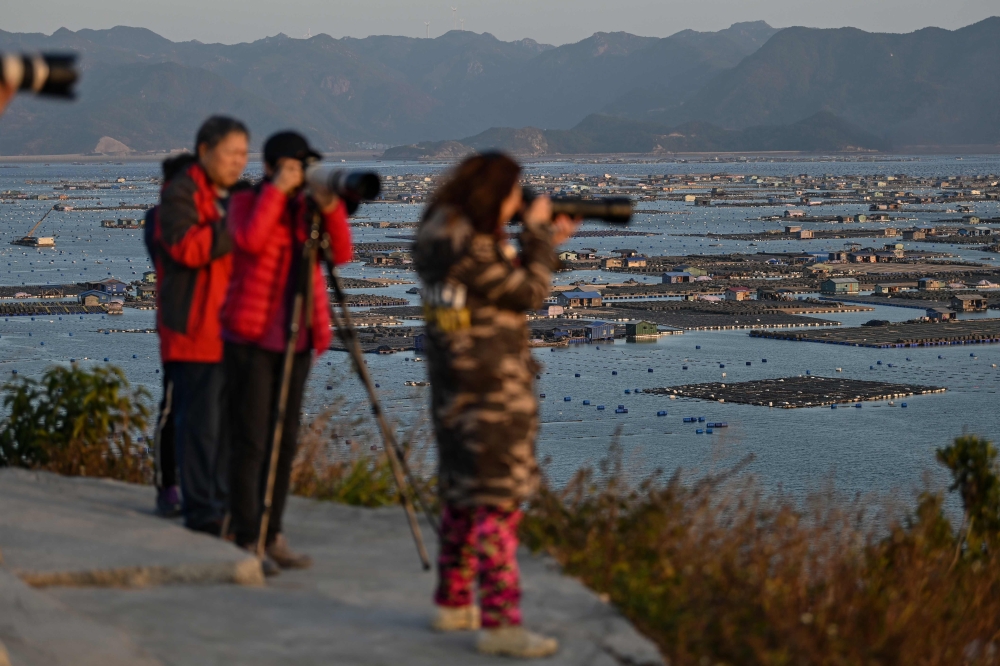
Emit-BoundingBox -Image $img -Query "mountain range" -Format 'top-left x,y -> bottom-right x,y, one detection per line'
0,18 -> 998,156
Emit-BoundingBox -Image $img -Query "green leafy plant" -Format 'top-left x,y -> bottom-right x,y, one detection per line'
937,434 -> 1000,553
0,364 -> 151,482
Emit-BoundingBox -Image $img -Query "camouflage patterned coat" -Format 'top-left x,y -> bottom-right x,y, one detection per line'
414,206 -> 558,509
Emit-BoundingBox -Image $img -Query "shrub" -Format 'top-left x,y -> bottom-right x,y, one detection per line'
522,439 -> 1000,665
937,434 -> 1000,553
0,364 -> 152,483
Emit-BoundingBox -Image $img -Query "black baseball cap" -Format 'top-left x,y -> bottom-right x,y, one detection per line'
262,131 -> 322,167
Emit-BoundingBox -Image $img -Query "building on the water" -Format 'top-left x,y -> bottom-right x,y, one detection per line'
821,278 -> 860,295
556,289 -> 603,308
625,320 -> 658,338
951,294 -> 988,312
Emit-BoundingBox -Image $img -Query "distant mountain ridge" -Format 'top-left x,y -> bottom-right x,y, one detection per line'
382,111 -> 889,158
649,17 -> 1000,147
0,22 -> 776,155
1,18 -> 999,156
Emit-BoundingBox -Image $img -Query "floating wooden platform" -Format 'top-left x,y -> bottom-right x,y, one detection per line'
750,318 -> 1000,348
581,306 -> 840,331
0,302 -> 107,316
646,376 -> 946,409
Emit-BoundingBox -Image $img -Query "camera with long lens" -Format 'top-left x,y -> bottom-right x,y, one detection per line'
305,165 -> 381,214
519,186 -> 632,225
0,53 -> 79,98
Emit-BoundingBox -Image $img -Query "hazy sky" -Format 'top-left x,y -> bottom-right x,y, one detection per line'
5,0 -> 998,45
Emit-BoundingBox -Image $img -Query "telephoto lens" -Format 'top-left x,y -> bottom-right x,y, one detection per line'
520,186 -> 632,225
305,165 -> 381,214
0,53 -> 79,98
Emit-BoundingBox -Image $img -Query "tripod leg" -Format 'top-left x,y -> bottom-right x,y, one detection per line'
257,227 -> 318,559
321,240 -> 436,568
323,254 -> 439,532
329,302 -> 434,569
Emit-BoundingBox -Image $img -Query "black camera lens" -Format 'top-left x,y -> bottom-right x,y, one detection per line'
0,53 -> 79,98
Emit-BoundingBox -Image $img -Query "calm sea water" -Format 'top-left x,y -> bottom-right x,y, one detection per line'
2,156 -> 999,502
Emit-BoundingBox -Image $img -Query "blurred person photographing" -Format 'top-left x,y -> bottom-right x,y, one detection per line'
145,116 -> 250,534
221,132 -> 352,574
413,152 -> 581,659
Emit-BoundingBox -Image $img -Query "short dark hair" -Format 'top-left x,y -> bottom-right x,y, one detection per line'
195,115 -> 249,152
424,152 -> 521,234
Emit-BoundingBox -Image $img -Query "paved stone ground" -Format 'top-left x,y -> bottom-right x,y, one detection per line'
0,470 -> 664,666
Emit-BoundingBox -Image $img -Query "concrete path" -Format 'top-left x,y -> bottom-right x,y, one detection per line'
0,469 -> 663,665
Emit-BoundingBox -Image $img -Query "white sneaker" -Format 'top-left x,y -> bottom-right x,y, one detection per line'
431,605 -> 481,632
476,626 -> 559,658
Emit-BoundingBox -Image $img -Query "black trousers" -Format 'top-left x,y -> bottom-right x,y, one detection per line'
167,361 -> 229,530
225,342 -> 312,548
154,366 -> 177,489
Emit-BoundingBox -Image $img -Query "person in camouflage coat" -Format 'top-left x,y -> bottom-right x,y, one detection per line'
414,153 -> 579,658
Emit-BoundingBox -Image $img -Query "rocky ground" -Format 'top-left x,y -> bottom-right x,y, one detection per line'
0,469 -> 662,666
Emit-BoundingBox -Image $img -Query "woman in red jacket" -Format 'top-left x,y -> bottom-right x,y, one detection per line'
222,132 -> 352,573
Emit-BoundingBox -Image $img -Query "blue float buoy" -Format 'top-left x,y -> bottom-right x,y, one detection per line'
583,399 -> 590,405
539,393 -> 545,398
326,385 -> 333,390
806,370 -> 811,375
831,404 -> 837,409
104,357 -> 109,362
901,402 -> 908,408
132,354 -> 137,358
11,370 -> 17,375
696,345 -> 701,349
574,373 -> 581,377
597,405 -> 605,410
746,362 -> 751,366
70,359 -> 75,363
375,383 -> 380,388
762,359 -> 767,363
698,416 -> 706,422
706,428 -> 713,434
870,365 -> 874,370
855,403 -> 862,408
696,429 -> 704,434
40,342 -> 44,346
682,365 -> 688,370
657,410 -> 667,416
624,389 -> 631,394
648,368 -> 653,373
877,360 -> 882,365
719,364 -> 725,368
611,370 -> 617,375
564,396 -> 571,401
938,355 -> 944,359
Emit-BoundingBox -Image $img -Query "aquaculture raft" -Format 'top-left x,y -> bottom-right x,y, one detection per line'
749,318 -> 1000,348
645,376 -> 945,409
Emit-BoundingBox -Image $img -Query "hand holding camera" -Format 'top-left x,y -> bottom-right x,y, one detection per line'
522,195 -> 581,245
272,158 -> 305,195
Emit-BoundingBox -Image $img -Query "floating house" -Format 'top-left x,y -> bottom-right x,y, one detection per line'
820,277 -> 860,295
625,321 -> 658,338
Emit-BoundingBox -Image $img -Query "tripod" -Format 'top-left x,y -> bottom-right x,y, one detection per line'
256,199 -> 437,570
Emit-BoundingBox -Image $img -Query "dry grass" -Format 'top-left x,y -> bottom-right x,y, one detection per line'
290,397 -> 436,508
521,438 -> 1000,665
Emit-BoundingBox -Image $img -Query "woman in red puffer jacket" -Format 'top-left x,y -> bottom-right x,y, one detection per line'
221,131 -> 352,573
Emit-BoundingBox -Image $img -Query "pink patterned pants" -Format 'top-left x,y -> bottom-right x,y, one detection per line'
434,504 -> 523,628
